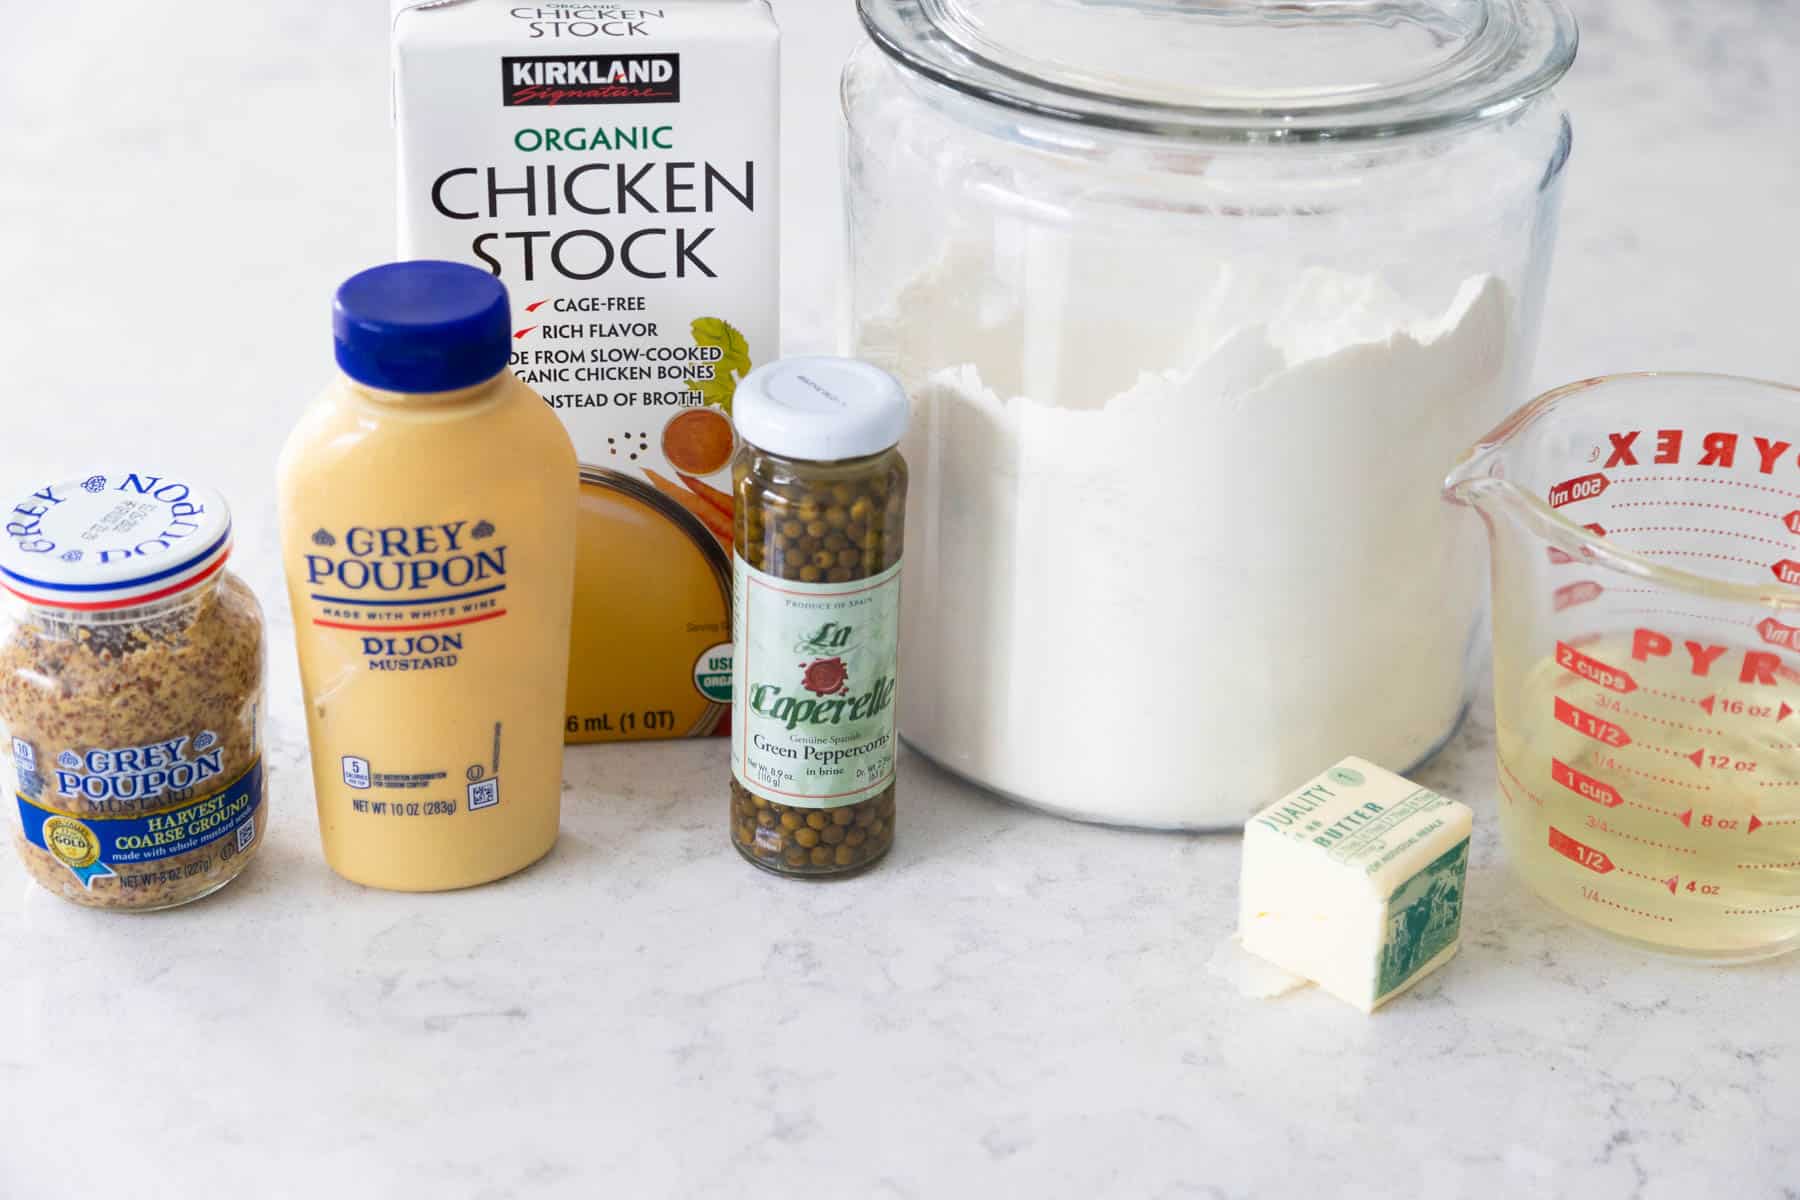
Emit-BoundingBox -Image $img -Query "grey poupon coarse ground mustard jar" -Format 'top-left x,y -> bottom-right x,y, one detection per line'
727,357 -> 910,878
0,472 -> 266,910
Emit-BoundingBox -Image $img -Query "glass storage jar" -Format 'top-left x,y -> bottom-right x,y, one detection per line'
845,0 -> 1578,829
0,472 -> 266,910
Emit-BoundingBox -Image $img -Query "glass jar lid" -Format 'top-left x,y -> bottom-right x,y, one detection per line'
0,471 -> 232,611
858,0 -> 1577,142
734,357 -> 910,462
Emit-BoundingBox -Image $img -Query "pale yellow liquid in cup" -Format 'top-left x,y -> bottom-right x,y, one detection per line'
1497,635 -> 1800,960
278,372 -> 576,891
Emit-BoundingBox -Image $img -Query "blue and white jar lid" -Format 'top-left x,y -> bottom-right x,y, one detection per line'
0,471 -> 232,611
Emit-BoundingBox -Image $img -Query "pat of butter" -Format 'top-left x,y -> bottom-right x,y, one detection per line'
1238,756 -> 1472,1012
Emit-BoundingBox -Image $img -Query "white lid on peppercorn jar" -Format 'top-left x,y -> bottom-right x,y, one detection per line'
732,356 -> 911,463
727,357 -> 910,878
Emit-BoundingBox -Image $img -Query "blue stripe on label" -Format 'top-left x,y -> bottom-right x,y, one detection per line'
307,583 -> 507,607
0,526 -> 232,593
17,758 -> 263,889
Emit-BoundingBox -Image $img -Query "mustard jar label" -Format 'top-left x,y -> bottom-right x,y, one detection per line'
15,740 -> 264,891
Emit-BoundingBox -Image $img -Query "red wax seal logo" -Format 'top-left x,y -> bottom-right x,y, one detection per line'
800,657 -> 849,697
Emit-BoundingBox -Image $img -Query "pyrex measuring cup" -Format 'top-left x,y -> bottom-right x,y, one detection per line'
1447,372 -> 1800,962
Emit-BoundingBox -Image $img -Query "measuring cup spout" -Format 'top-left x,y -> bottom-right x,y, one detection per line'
1442,437 -> 1521,518
1440,411 -> 1588,576
1442,379 -> 1564,526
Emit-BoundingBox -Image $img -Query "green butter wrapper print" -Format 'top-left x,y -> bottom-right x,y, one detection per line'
1377,837 -> 1469,1002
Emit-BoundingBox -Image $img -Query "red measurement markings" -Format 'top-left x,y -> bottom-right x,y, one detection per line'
1557,642 -> 1636,693
1680,811 -> 1765,835
1552,758 -> 1622,807
1641,744 -> 1704,768
1618,704 -> 1720,738
1610,525 -> 1795,550
1498,757 -> 1546,808
1725,901 -> 1800,917
1614,475 -> 1800,502
1603,825 -> 1701,856
1553,581 -> 1603,611
1546,759 -> 1696,841
1640,550 -> 1771,572
1611,607 -> 1745,628
1555,697 -> 1631,747
1549,473 -> 1609,508
1549,826 -> 1615,874
1775,560 -> 1800,586
1571,767 -> 1683,820
1788,512 -> 1800,534
1611,500 -> 1786,524
1614,865 -> 1679,893
1736,858 -> 1800,870
1547,524 -> 1609,565
1757,617 -> 1800,649
1700,693 -> 1793,722
1594,753 -> 1712,792
1582,887 -> 1677,923
1581,816 -> 1679,882
1640,684 -> 1710,707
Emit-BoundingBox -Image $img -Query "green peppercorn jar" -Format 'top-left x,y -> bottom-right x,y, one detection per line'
728,357 -> 908,877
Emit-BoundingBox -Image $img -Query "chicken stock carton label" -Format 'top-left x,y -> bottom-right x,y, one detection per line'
393,0 -> 779,744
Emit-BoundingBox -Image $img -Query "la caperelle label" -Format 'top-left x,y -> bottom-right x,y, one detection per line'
732,556 -> 900,808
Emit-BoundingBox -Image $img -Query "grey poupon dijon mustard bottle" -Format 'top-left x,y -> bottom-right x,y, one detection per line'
278,261 -> 578,892
727,357 -> 909,877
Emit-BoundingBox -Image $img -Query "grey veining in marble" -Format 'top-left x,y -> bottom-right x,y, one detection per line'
1,1 -> 1798,1196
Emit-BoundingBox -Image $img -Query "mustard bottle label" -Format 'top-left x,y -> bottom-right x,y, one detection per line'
297,519 -> 509,672
288,519 -> 513,821
731,555 -> 900,808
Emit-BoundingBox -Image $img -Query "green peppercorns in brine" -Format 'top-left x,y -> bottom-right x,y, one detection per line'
727,359 -> 910,879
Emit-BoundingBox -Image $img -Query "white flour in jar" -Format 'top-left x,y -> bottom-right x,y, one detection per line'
861,260 -> 1516,828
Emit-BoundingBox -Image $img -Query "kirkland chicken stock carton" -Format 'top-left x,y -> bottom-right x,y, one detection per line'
392,1 -> 778,743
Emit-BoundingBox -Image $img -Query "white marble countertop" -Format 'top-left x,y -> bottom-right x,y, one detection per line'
2,2 -> 1798,1196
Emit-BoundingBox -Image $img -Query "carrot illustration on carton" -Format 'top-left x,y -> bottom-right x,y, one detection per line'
645,469 -> 732,549
677,473 -> 732,519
